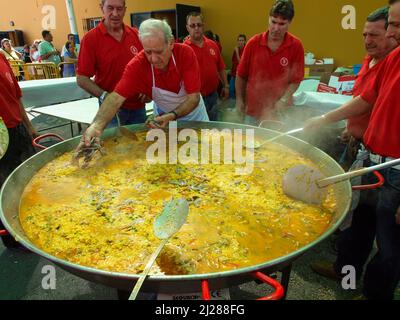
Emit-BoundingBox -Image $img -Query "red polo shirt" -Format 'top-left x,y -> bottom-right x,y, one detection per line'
115,43 -> 201,99
360,46 -> 400,158
0,54 -> 22,128
347,55 -> 386,140
184,36 -> 225,97
76,22 -> 144,110
237,31 -> 304,119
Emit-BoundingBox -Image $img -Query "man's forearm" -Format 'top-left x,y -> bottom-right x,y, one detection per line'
93,92 -> 126,129
76,75 -> 105,98
174,93 -> 200,118
235,76 -> 247,102
18,100 -> 35,134
325,96 -> 373,123
281,83 -> 300,101
218,70 -> 229,87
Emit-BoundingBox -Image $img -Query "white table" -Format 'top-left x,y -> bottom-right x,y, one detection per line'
19,77 -> 91,108
32,98 -> 154,136
293,91 -> 352,112
33,98 -> 100,124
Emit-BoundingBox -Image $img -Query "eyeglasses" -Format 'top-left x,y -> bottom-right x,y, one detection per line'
188,23 -> 204,29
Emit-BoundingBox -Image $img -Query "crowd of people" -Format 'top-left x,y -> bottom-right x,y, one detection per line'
1,0 -> 400,300
0,31 -> 80,78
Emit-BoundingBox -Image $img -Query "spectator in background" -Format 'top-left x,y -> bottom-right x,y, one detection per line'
22,44 -> 32,63
230,34 -> 246,99
39,30 -> 61,65
61,33 -> 80,59
62,41 -> 78,77
184,12 -> 229,121
236,0 -> 304,124
0,39 -> 22,61
30,40 -> 41,62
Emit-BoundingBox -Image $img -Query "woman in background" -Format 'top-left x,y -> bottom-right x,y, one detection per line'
30,40 -> 41,62
62,41 -> 78,77
230,34 -> 246,99
0,39 -> 22,61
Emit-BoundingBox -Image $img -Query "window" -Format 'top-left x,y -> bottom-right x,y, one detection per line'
83,17 -> 102,33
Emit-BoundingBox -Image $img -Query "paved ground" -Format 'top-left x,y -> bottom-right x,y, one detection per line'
1,99 -> 398,300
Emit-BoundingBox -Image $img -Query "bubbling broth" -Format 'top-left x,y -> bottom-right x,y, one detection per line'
20,131 -> 337,275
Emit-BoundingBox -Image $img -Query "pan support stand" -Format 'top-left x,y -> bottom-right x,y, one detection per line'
116,263 -> 293,301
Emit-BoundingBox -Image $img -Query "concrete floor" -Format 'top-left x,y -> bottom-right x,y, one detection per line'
0,235 -> 366,300
1,98 -> 399,300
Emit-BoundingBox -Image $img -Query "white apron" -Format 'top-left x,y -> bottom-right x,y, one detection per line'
151,54 -> 209,122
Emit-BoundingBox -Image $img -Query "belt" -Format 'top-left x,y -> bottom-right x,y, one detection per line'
369,152 -> 400,171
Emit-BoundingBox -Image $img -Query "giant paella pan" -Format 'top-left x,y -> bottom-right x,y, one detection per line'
0,122 -> 352,295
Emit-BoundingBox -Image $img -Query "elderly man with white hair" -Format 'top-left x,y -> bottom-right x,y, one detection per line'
78,18 -> 208,149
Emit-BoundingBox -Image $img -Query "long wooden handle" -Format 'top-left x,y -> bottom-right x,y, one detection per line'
317,158 -> 400,188
129,238 -> 168,300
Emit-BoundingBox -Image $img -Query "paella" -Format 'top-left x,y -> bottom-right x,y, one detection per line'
19,130 -> 337,275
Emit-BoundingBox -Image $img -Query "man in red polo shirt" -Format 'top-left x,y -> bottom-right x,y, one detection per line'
305,0 -> 400,300
0,54 -> 36,248
184,12 -> 229,121
340,6 -> 397,165
236,0 -> 304,125
75,19 -> 208,153
77,0 -> 145,127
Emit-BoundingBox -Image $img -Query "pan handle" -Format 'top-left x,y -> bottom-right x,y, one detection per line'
201,280 -> 211,300
252,271 -> 285,300
0,230 -> 9,236
352,170 -> 384,191
201,272 -> 285,300
32,133 -> 64,150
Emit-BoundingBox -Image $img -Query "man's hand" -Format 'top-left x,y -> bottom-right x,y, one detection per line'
274,99 -> 288,112
396,206 -> 400,225
74,124 -> 103,155
138,93 -> 152,104
303,115 -> 330,133
221,86 -> 229,100
146,113 -> 175,129
236,100 -> 246,115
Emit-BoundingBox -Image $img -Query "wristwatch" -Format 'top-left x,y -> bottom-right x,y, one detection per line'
99,91 -> 108,105
169,110 -> 179,120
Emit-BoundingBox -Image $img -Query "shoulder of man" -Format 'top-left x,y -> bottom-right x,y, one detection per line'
246,33 -> 264,46
285,32 -> 304,47
125,24 -> 139,36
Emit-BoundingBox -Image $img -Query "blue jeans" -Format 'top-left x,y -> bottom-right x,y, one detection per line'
203,91 -> 219,121
107,107 -> 147,128
334,160 -> 400,299
229,76 -> 236,99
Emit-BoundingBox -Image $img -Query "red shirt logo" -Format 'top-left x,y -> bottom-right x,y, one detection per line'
209,48 -> 216,56
280,57 -> 289,67
130,45 -> 138,55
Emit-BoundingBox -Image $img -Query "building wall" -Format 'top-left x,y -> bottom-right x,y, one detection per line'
0,0 -> 389,67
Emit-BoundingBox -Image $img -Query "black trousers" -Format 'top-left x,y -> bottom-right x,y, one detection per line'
0,123 -> 35,247
334,161 -> 400,300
